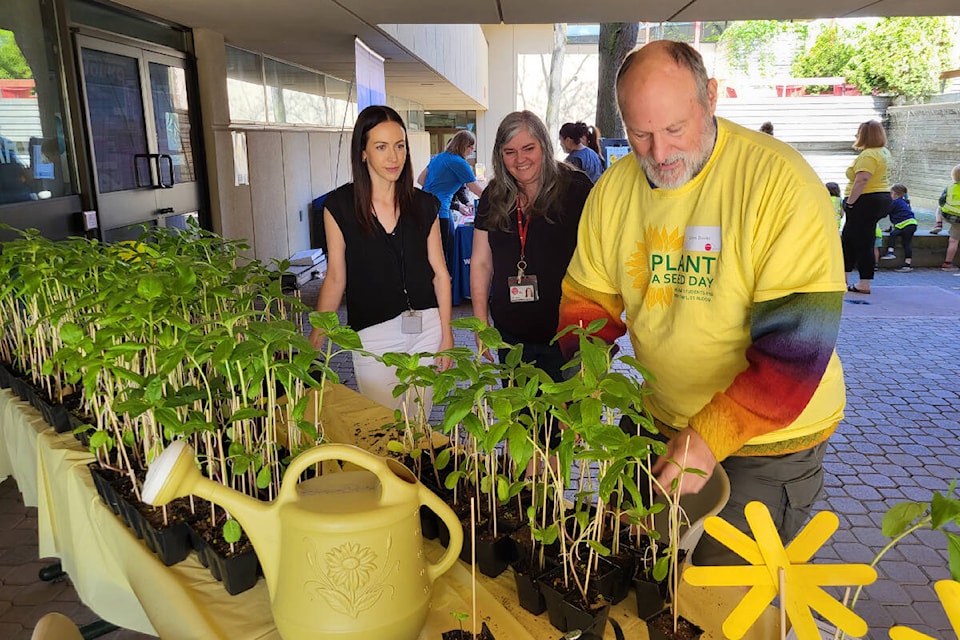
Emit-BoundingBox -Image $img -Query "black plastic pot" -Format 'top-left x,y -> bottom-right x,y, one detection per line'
420,504 -> 439,540
190,525 -> 261,595
644,608 -> 704,640
89,464 -> 122,516
538,566 -> 570,631
0,361 -> 11,389
635,574 -> 667,619
593,554 -> 634,605
141,518 -> 193,566
460,528 -> 516,578
512,567 -> 547,615
441,621 -> 495,640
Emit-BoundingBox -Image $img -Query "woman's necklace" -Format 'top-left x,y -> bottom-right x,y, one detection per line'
372,203 -> 399,235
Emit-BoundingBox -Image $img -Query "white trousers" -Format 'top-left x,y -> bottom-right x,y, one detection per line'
352,308 -> 442,418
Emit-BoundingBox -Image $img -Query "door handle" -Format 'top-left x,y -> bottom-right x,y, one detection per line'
156,154 -> 174,188
134,153 -> 153,188
156,207 -> 174,215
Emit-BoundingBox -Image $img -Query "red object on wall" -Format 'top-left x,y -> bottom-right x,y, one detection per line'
0,80 -> 36,98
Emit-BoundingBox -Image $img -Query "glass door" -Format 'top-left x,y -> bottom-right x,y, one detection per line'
76,35 -> 202,241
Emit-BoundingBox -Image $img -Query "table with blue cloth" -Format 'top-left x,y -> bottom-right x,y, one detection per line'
451,223 -> 474,306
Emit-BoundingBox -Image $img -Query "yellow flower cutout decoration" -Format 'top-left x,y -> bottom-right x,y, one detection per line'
888,579 -> 960,640
684,501 -> 877,640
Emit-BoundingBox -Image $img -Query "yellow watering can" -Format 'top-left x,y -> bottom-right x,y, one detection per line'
142,441 -> 463,640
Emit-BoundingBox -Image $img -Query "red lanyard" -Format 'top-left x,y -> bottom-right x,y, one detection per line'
516,198 -> 531,259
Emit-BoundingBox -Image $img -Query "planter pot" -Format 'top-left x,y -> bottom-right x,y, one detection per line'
420,504 -> 439,540
634,575 -> 667,620
441,621 -> 495,640
593,554 -> 634,605
539,563 -> 615,634
0,361 -> 11,389
34,392 -> 80,433
510,539 -> 557,615
204,543 -> 260,595
645,609 -> 704,640
512,566 -> 548,615
460,527 -> 516,578
538,566 -> 570,631
89,464 -> 123,516
563,594 -> 611,640
9,375 -> 32,404
189,519 -> 261,595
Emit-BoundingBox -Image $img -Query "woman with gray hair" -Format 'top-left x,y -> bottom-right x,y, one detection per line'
469,110 -> 593,381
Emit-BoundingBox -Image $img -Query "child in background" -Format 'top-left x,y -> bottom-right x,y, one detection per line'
880,183 -> 917,272
937,164 -> 960,271
826,182 -> 843,230
874,225 -> 882,272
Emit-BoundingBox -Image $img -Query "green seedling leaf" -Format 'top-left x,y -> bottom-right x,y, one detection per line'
946,531 -> 960,582
386,440 -> 406,454
881,501 -> 928,537
930,490 -> 960,530
587,539 -> 611,556
256,465 -> 272,489
444,470 -> 464,490
223,519 -> 242,544
435,447 -> 451,471
652,555 -> 670,582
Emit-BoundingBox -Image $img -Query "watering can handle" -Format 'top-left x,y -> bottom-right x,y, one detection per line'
277,443 -> 394,503
419,485 -> 464,583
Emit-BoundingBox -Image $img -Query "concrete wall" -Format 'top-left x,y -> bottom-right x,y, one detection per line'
886,102 -> 960,210
379,24 -> 488,108
193,28 -> 429,264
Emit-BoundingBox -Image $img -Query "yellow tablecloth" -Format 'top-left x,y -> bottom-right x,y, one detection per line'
0,387 -> 782,639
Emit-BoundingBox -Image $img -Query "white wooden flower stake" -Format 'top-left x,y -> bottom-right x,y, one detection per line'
683,501 -> 877,640
889,580 -> 960,640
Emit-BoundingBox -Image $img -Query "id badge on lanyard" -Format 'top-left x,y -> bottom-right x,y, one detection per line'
508,200 -> 539,303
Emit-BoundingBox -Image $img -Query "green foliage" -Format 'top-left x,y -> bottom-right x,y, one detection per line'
719,20 -> 806,75
0,30 -> 31,80
791,25 -> 855,93
842,17 -> 953,98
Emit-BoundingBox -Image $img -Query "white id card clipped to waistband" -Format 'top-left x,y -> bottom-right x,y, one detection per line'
401,309 -> 422,334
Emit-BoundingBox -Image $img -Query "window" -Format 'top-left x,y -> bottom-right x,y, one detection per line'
0,13 -> 78,206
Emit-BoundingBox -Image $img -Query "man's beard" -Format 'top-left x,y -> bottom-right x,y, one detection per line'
637,116 -> 717,189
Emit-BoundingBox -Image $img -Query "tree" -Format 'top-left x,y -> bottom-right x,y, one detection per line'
596,22 -> 638,139
791,24 -> 855,93
719,20 -> 808,77
842,17 -> 953,99
0,30 -> 32,79
544,24 -> 565,137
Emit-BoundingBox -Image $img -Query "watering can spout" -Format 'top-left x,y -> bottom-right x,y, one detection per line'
142,440 -> 280,589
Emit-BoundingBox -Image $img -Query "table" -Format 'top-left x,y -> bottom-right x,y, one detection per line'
451,223 -> 474,306
0,386 -> 782,639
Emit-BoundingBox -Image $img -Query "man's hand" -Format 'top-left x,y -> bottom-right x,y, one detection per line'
650,427 -> 717,496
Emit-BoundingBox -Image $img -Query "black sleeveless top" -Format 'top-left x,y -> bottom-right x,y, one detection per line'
324,183 -> 440,331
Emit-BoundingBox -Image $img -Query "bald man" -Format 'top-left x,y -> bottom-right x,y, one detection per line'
557,41 -> 846,565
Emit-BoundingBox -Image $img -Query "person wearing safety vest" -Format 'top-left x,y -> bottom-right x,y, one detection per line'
937,164 -> 960,272
879,184 -> 918,271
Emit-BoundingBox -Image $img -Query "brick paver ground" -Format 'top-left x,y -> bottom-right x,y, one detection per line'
1,265 -> 958,639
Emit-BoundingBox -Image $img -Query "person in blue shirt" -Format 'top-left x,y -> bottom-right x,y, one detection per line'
879,183 -> 918,272
559,121 -> 604,183
417,131 -> 484,269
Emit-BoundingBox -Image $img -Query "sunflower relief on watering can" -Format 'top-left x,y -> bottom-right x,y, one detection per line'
143,441 -> 463,640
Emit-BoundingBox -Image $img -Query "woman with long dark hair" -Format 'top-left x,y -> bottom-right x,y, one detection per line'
559,121 -> 604,183
842,120 -> 892,294
470,111 -> 592,381
309,105 -> 453,413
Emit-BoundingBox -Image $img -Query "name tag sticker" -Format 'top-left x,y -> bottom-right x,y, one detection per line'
684,226 -> 722,252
